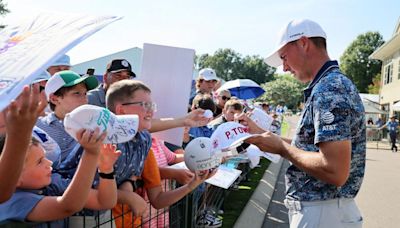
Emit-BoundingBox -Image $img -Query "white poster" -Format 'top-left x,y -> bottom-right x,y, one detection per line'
169,162 -> 242,189
0,12 -> 121,111
139,43 -> 195,146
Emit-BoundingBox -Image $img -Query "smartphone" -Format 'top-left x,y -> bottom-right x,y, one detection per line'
86,68 -> 95,76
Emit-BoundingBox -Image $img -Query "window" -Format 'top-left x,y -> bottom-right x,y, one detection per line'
384,63 -> 393,84
398,59 -> 400,79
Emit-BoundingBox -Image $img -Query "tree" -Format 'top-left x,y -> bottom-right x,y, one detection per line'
257,74 -> 306,110
367,73 -> 381,94
340,31 -> 384,93
0,0 -> 9,29
197,48 -> 275,84
198,48 -> 243,81
240,55 -> 275,84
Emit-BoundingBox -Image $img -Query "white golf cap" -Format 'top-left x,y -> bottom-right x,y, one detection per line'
64,104 -> 139,144
184,137 -> 221,172
210,122 -> 259,155
245,144 -> 281,167
264,19 -> 327,67
199,68 -> 218,81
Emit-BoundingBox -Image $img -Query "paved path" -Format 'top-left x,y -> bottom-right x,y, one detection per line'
355,142 -> 400,228
262,115 -> 298,228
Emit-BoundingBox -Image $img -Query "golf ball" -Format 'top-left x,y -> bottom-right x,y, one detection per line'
203,109 -> 213,118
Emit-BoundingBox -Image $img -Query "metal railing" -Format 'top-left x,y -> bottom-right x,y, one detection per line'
2,160 -> 253,228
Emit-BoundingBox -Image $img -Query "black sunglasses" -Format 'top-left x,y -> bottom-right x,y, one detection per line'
221,96 -> 231,101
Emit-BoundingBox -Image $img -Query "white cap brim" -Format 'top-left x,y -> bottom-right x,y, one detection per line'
264,43 -> 286,68
228,134 -> 260,150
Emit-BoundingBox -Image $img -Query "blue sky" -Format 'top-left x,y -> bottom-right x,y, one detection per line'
3,0 -> 399,68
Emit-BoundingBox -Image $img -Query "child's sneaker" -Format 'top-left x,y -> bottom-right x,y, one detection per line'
196,211 -> 222,228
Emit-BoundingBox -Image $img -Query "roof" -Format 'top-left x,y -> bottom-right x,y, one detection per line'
359,93 -> 379,104
370,16 -> 400,61
71,47 -> 143,76
363,99 -> 388,114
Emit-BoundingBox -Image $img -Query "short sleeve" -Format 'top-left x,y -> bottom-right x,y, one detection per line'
159,141 -> 176,164
0,191 -> 44,221
141,149 -> 161,189
313,91 -> 352,144
164,141 -> 183,152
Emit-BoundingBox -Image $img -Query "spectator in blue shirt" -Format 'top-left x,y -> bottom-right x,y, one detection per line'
0,85 -> 46,203
0,129 -> 120,226
375,118 -> 384,128
189,93 -> 216,138
36,70 -> 98,161
380,116 -> 399,152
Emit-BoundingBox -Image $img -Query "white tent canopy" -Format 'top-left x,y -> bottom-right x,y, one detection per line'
393,101 -> 400,111
363,99 -> 388,114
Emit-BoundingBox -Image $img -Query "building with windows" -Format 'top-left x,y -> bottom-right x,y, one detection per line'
370,17 -> 400,119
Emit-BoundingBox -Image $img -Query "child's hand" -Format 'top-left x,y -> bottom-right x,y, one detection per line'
183,109 -> 212,127
3,85 -> 47,135
172,169 -> 194,185
127,192 -> 147,217
98,144 -> 121,173
187,169 -> 217,191
76,128 -> 107,155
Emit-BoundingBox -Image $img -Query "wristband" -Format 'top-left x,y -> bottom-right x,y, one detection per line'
98,170 -> 115,179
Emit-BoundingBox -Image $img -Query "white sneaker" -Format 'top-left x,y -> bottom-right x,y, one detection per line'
196,212 -> 222,228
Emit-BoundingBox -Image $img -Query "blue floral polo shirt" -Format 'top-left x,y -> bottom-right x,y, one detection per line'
288,60 -> 366,201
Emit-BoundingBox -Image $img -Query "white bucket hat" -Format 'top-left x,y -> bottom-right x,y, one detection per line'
264,19 -> 327,67
50,54 -> 71,67
31,71 -> 51,84
184,137 -> 221,172
64,104 -> 139,144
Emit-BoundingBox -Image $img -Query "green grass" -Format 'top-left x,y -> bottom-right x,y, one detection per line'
221,158 -> 271,227
281,119 -> 289,136
220,119 -> 289,227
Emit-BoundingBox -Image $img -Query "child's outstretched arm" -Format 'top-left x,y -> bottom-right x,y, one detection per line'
26,128 -> 106,221
147,169 -> 216,209
117,183 -> 147,217
0,85 -> 46,203
85,144 -> 120,209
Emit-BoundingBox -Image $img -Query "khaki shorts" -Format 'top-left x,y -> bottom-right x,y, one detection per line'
284,198 -> 363,228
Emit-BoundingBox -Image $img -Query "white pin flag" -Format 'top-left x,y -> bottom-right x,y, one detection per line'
0,12 -> 122,111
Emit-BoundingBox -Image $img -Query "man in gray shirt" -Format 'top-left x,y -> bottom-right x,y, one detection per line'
87,59 -> 136,107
